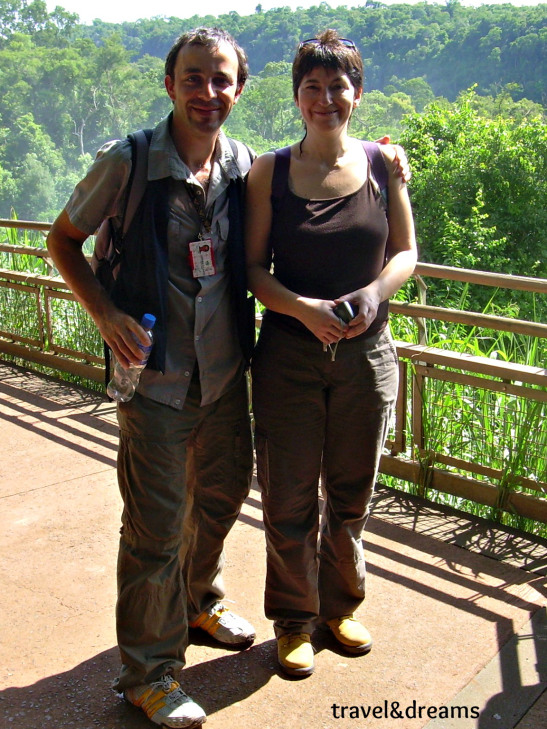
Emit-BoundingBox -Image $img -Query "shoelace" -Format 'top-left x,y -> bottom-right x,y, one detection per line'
151,676 -> 193,710
283,633 -> 310,647
150,673 -> 178,694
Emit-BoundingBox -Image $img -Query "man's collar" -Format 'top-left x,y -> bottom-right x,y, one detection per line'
146,115 -> 242,182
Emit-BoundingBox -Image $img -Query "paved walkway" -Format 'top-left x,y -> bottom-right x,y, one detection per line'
0,361 -> 546,729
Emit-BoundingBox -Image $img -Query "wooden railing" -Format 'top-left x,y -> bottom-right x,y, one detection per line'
1,219 -> 546,528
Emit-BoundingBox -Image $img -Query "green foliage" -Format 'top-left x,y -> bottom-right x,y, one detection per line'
0,1 -> 545,260
225,61 -> 301,152
2,3 -> 547,100
385,76 -> 435,113
352,89 -> 416,141
48,296 -> 104,357
400,90 -> 547,321
0,28 -> 169,219
2,4 -> 545,535
398,308 -> 547,537
0,163 -> 17,213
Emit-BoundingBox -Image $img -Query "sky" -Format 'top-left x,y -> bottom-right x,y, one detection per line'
47,0 -> 545,26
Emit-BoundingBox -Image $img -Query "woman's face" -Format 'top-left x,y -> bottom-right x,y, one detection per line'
295,65 -> 362,133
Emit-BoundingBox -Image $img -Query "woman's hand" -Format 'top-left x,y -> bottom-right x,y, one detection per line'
297,297 -> 346,344
335,285 -> 382,338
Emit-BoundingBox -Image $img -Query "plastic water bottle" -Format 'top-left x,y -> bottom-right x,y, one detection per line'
107,313 -> 156,402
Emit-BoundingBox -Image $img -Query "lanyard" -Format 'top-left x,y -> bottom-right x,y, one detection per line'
185,182 -> 213,238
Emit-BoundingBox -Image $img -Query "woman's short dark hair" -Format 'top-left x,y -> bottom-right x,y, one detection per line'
165,27 -> 249,89
292,29 -> 363,99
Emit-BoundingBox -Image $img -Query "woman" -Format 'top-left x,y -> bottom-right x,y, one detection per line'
245,30 -> 417,677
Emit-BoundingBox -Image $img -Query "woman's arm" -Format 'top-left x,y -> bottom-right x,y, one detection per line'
337,143 -> 417,338
245,153 -> 344,345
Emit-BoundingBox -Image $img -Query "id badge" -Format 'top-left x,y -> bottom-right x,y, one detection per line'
189,238 -> 216,278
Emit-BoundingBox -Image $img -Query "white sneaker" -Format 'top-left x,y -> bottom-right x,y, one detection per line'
125,674 -> 206,728
190,602 -> 256,648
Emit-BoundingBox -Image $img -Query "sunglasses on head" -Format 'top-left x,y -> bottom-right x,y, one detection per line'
299,38 -> 357,50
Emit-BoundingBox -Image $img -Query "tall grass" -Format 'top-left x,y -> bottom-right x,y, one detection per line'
1,219 -> 104,389
385,285 -> 547,538
0,220 -> 50,275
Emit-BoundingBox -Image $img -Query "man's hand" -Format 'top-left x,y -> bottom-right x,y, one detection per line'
97,309 -> 150,369
375,136 -> 411,183
47,209 -> 150,369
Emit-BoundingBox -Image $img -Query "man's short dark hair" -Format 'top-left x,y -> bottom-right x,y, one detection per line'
165,27 -> 249,90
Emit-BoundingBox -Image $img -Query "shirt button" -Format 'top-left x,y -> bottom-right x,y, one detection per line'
173,398 -> 181,406
197,296 -> 203,303
184,371 -> 190,377
195,335 -> 200,341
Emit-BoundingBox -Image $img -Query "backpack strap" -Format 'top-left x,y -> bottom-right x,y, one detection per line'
271,144 -> 388,208
271,146 -> 292,209
361,140 -> 388,206
120,128 -> 153,238
227,137 -> 255,175
100,128 -> 152,389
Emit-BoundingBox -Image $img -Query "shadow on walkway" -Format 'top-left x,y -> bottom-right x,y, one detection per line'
1,360 -> 546,729
0,641 -> 279,729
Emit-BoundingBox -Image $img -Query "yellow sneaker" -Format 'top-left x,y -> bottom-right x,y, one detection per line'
326,615 -> 373,654
277,633 -> 314,677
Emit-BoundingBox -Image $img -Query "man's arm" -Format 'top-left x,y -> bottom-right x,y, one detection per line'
47,210 -> 150,367
376,136 -> 411,183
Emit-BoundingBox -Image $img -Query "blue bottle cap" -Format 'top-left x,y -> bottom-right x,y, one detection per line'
141,313 -> 156,329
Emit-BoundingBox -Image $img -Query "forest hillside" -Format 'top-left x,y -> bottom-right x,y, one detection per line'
0,1 -> 545,313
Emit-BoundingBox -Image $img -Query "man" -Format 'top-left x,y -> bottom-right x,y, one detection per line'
47,28 -> 255,729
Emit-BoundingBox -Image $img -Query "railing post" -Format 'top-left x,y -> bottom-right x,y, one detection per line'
412,273 -> 428,481
415,273 -> 428,346
390,358 -> 407,456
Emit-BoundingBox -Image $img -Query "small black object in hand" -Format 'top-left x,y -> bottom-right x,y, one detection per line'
333,301 -> 357,324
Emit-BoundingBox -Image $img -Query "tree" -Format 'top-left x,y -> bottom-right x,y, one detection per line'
0,1 -> 545,235
400,90 -> 547,320
352,90 -> 416,141
0,163 -> 17,217
226,61 -> 300,151
384,76 -> 435,113
0,0 -> 78,45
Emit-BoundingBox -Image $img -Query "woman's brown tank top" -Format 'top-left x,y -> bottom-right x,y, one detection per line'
264,146 -> 390,339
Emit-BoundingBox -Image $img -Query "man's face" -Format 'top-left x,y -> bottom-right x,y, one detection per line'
165,41 -> 243,137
